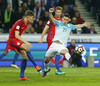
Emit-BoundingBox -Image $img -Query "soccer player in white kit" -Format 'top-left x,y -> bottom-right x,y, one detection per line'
42,8 -> 89,77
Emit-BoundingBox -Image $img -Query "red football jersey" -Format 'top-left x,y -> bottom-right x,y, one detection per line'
9,19 -> 29,39
46,17 -> 62,40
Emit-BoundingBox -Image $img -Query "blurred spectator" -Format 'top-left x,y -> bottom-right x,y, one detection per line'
58,0 -> 68,7
62,4 -> 68,16
47,0 -> 58,11
81,20 -> 89,34
0,11 -> 2,28
15,6 -> 24,21
22,0 -> 35,11
35,0 -> 47,11
76,28 -> 82,34
71,17 -> 77,25
0,0 -> 7,11
22,2 -> 29,14
66,0 -> 75,11
40,11 -> 49,25
67,40 -> 76,56
71,17 -> 77,34
35,20 -> 44,33
5,0 -> 19,12
0,29 -> 3,33
12,0 -> 19,12
1,5 -> 14,33
88,24 -> 97,34
75,11 -> 83,24
33,2 -> 44,23
68,5 -> 78,19
25,24 -> 36,33
71,52 -> 82,67
30,27 -> 35,33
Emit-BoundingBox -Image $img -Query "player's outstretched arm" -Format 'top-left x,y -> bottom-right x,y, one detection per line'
49,8 -> 56,24
75,22 -> 89,29
38,25 -> 49,44
15,31 -> 33,48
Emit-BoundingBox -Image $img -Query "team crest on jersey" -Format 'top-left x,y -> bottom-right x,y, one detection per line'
68,24 -> 70,27
16,26 -> 20,30
47,21 -> 50,24
17,42 -> 20,45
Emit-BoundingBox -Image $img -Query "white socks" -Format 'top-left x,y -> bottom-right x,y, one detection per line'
65,53 -> 71,61
44,63 -> 49,72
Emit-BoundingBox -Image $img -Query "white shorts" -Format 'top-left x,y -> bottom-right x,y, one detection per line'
45,43 -> 68,57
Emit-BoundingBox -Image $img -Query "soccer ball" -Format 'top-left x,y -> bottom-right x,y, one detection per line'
75,45 -> 85,54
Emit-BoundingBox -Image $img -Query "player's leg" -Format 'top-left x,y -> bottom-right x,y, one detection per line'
0,41 -> 10,59
42,56 -> 52,77
11,49 -> 19,69
55,54 -> 66,75
60,49 -> 72,63
39,41 -> 51,75
55,54 -> 60,71
20,44 -> 41,72
19,50 -> 29,81
42,43 -> 57,77
39,57 -> 45,75
0,51 -> 7,59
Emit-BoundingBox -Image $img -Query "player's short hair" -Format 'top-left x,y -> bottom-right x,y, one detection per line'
55,6 -> 63,11
63,13 -> 70,18
24,10 -> 34,17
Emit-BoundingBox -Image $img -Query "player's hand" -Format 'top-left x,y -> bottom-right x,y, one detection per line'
84,22 -> 89,27
38,38 -> 43,44
49,8 -> 54,13
25,42 -> 33,48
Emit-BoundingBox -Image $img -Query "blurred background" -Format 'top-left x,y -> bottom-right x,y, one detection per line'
0,0 -> 100,67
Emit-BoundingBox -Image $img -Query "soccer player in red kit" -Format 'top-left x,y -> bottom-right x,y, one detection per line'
38,6 -> 66,75
8,10 -> 40,81
0,39 -> 19,68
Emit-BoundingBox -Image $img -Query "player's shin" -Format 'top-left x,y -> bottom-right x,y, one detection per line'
41,57 -> 45,72
26,51 -> 37,67
12,53 -> 19,64
44,62 -> 50,72
65,53 -> 71,62
20,59 -> 27,78
0,53 -> 6,59
55,54 -> 60,71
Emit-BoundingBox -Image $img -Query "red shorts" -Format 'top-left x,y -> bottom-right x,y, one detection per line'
46,37 -> 53,50
5,40 -> 17,52
9,38 -> 23,52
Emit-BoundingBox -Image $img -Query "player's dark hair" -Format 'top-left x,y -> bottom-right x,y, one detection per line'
24,10 -> 34,17
63,13 -> 70,18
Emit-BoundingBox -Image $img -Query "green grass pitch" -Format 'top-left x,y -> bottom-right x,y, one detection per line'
0,67 -> 100,86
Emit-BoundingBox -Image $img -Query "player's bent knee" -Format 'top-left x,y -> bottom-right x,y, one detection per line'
20,44 -> 30,51
60,49 -> 69,55
20,50 -> 28,59
44,57 -> 50,63
25,47 -> 30,51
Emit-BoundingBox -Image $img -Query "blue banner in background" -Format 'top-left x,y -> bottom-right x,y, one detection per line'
0,42 -> 100,67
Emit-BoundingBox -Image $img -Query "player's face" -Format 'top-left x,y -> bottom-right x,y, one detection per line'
28,16 -> 34,23
55,10 -> 62,18
62,17 -> 69,25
